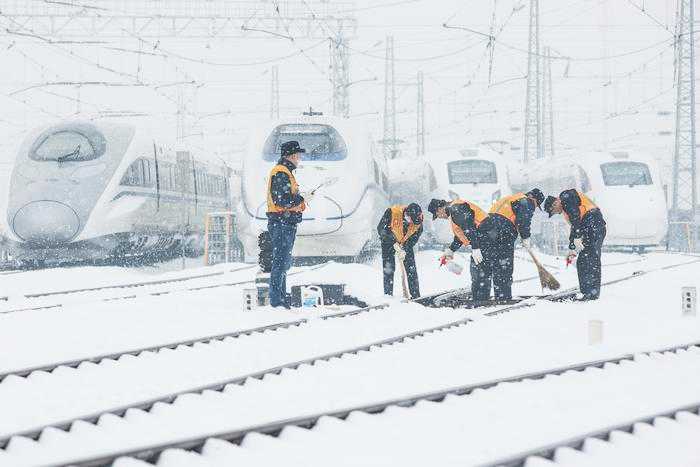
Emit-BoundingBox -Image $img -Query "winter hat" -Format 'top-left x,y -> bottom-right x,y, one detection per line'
527,188 -> 545,209
405,203 -> 423,224
543,195 -> 557,218
427,199 -> 448,220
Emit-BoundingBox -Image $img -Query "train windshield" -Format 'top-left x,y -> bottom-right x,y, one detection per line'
31,127 -> 106,162
262,124 -> 347,162
600,162 -> 652,186
447,160 -> 497,184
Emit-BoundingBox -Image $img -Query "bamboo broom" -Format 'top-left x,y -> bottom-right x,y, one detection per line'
527,248 -> 561,291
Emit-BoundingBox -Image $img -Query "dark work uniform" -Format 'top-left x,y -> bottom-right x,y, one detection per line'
479,195 -> 536,300
446,203 -> 489,301
561,189 -> 607,300
266,157 -> 305,308
377,208 -> 423,299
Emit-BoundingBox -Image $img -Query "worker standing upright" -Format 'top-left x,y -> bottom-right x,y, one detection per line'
428,198 -> 489,300
479,189 -> 545,300
544,190 -> 606,300
266,140 -> 315,309
377,203 -> 424,299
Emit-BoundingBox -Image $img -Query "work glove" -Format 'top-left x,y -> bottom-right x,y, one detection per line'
442,248 -> 454,261
471,248 -> 483,265
567,248 -> 577,260
574,238 -> 584,253
394,242 -> 407,261
300,191 -> 315,204
521,238 -> 531,250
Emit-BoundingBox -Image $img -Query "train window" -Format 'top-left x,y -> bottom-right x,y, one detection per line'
31,126 -> 106,162
447,160 -> 497,184
373,161 -> 380,185
120,160 -> 145,187
579,167 -> 591,192
600,162 -> 652,187
262,124 -> 347,162
382,172 -> 389,193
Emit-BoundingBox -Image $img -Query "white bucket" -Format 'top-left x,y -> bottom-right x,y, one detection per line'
301,285 -> 324,308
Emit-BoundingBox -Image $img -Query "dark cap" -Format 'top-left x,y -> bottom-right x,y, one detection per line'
543,195 -> 557,218
280,140 -> 306,158
405,203 -> 423,224
527,188 -> 545,210
427,198 -> 448,220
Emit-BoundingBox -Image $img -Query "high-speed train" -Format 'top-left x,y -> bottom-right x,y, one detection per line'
236,115 -> 390,262
510,151 -> 668,250
2,120 -> 231,264
424,147 -> 512,244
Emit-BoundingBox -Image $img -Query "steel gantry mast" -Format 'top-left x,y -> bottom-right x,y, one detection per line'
383,36 -> 397,159
672,0 -> 697,223
542,45 -> 555,158
523,0 -> 541,164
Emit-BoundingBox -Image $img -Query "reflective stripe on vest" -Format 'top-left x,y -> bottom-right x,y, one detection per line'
390,205 -> 421,245
563,191 -> 598,225
267,164 -> 305,213
489,193 -> 527,225
450,200 -> 487,246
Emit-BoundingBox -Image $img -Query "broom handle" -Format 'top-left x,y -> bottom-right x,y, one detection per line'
527,248 -> 543,268
398,253 -> 410,299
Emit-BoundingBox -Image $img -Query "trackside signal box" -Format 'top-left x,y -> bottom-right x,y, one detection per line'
204,212 -> 244,266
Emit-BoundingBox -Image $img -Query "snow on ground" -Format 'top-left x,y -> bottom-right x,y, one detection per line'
1,249 -> 699,466
107,349 -> 700,467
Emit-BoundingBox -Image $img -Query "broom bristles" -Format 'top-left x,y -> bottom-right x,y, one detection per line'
528,249 -> 561,291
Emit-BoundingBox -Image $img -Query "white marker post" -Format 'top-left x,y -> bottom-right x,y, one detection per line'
682,287 -> 697,317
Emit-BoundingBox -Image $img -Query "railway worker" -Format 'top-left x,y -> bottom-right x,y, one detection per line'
479,189 -> 545,300
377,203 -> 424,299
544,190 -> 607,301
427,198 -> 490,301
266,140 -> 315,309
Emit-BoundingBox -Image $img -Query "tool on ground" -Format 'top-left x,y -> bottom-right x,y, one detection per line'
397,250 -> 410,299
311,183 -> 324,194
528,248 -> 561,290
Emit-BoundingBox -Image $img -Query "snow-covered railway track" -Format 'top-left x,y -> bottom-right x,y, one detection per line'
0,264 -> 323,315
21,266 -> 257,299
0,302 -> 473,450
13,339 -> 700,467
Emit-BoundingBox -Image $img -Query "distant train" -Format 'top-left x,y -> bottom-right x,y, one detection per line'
2,121 -> 231,264
510,151 -> 668,250
236,116 -> 390,262
422,147 -> 512,244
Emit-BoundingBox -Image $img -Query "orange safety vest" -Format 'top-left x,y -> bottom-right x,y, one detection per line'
267,163 -> 305,213
489,193 -> 528,225
450,200 -> 487,246
390,205 -> 422,246
563,191 -> 598,225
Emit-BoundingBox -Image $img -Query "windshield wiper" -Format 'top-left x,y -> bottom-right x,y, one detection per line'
628,173 -> 646,187
57,144 -> 82,164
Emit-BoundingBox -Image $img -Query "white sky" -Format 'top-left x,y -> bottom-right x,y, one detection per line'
0,0 -> 680,172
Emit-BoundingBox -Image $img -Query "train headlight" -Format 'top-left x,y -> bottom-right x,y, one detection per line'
491,190 -> 501,203
324,176 -> 339,187
71,163 -> 106,179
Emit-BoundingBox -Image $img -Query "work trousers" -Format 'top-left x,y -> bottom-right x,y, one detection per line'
577,210 -> 607,300
381,242 -> 420,299
478,216 -> 517,300
470,257 -> 491,301
268,220 -> 297,307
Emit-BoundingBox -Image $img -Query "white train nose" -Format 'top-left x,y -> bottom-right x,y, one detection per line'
12,200 -> 80,245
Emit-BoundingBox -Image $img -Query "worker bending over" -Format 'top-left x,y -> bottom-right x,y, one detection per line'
377,203 -> 424,299
544,190 -> 606,301
479,189 -> 545,300
428,198 -> 490,300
